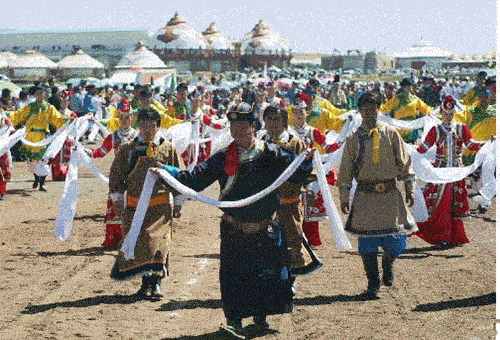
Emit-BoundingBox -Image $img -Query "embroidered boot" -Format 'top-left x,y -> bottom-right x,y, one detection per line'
361,253 -> 380,299
38,176 -> 47,191
150,274 -> 163,300
382,253 -> 396,286
136,275 -> 152,298
32,174 -> 39,189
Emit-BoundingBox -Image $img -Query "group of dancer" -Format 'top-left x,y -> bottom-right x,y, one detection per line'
0,69 -> 495,339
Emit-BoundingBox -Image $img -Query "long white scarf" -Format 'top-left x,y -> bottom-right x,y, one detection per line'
406,141 -> 494,184
121,150 -> 312,259
54,144 -> 109,240
312,152 -> 352,250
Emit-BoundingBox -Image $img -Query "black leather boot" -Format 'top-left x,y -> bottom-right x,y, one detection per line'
221,318 -> 245,339
361,253 -> 380,299
38,176 -> 47,192
32,174 -> 39,189
136,275 -> 151,298
382,253 -> 396,287
150,274 -> 163,300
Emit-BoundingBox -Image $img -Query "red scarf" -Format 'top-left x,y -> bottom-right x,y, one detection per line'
225,142 -> 239,176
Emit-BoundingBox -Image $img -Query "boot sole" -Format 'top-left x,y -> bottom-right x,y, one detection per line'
220,324 -> 246,339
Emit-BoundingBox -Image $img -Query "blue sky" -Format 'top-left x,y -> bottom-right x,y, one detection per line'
2,0 -> 496,55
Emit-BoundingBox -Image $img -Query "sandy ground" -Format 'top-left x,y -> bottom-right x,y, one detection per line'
0,151 -> 496,340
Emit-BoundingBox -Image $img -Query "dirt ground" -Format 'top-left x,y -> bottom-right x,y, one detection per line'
0,151 -> 496,340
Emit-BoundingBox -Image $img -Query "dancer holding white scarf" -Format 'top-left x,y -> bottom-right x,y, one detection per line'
338,92 -> 417,300
413,95 -> 492,248
290,99 -> 340,247
160,102 -> 313,339
109,108 -> 185,301
9,86 -> 67,191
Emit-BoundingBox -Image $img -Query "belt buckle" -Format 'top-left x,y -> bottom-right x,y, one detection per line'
374,183 -> 386,192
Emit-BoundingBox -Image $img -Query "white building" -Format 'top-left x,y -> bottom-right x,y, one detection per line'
394,40 -> 453,69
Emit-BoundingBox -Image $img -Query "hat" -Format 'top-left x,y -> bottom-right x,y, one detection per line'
441,95 -> 456,112
120,98 -> 131,113
227,102 -> 256,122
296,93 -> 310,106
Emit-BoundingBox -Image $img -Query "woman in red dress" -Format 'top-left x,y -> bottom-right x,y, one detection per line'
414,96 -> 486,248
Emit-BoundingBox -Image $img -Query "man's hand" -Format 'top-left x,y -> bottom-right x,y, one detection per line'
173,205 -> 182,218
405,181 -> 414,207
341,202 -> 350,214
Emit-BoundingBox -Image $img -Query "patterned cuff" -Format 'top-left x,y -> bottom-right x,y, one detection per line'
163,164 -> 181,177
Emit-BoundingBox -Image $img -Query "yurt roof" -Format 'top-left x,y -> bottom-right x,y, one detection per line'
115,42 -> 167,69
57,49 -> 105,69
202,23 -> 233,50
157,12 -> 206,48
10,50 -> 57,68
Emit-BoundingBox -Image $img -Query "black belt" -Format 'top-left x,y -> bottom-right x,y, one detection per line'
357,179 -> 397,193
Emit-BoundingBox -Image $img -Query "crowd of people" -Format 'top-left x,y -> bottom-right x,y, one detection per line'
0,68 -> 496,339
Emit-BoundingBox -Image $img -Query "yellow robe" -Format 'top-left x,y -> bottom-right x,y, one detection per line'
9,101 -> 65,153
287,97 -> 346,134
106,102 -> 182,132
379,94 -> 433,139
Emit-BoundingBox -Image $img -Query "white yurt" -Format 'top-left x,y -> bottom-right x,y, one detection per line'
9,50 -> 57,80
244,20 -> 289,55
202,22 -> 234,50
157,12 -> 207,50
56,49 -> 105,79
114,41 -> 168,70
111,41 -> 174,85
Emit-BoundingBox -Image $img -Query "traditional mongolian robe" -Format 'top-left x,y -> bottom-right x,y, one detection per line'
259,130 -> 308,269
9,100 -> 66,161
454,104 -> 496,165
286,97 -> 345,134
415,122 -> 483,246
110,137 -> 184,280
379,93 -> 433,143
289,123 -> 339,246
338,124 -> 416,235
173,140 -> 312,321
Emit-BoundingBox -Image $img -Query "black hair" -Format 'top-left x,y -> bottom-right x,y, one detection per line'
263,104 -> 288,124
139,89 -> 153,100
137,108 -> 161,126
357,91 -> 382,109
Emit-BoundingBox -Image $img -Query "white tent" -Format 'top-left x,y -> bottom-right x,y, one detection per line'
9,50 -> 56,79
